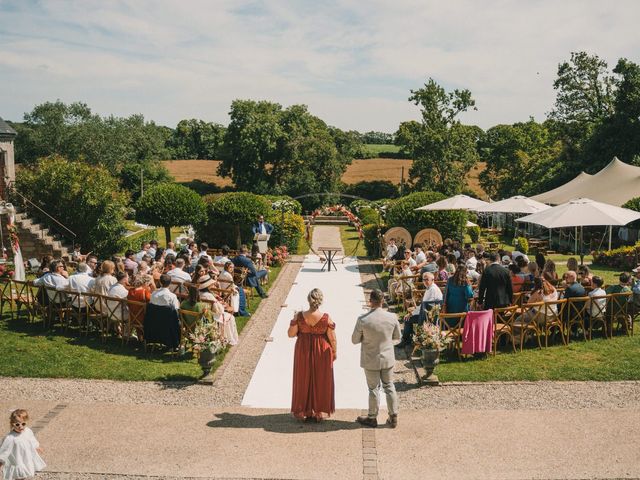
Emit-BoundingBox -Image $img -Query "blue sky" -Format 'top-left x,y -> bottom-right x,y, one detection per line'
1,0 -> 639,132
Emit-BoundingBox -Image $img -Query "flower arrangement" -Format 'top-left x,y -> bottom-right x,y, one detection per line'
0,263 -> 14,279
266,245 -> 289,266
412,306 -> 451,351
188,323 -> 227,355
311,205 -> 364,239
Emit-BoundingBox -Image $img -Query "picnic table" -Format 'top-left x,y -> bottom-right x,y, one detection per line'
319,247 -> 341,272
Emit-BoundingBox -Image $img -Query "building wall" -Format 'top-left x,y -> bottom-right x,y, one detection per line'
0,138 -> 16,183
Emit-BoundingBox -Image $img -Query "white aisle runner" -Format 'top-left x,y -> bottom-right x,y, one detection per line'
242,252 -> 371,409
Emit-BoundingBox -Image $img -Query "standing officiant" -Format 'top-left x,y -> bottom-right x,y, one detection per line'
251,215 -> 273,236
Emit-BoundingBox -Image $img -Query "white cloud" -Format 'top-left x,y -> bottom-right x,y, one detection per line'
0,0 -> 639,132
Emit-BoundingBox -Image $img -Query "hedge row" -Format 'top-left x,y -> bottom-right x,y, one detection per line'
592,242 -> 640,270
121,228 -> 158,254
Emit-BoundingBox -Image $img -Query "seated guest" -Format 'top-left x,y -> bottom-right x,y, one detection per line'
501,254 -> 512,267
124,250 -> 138,275
180,285 -> 212,325
508,264 -> 525,293
197,275 -> 238,345
587,276 -> 607,320
167,258 -> 192,283
535,252 -> 546,271
465,249 -> 478,271
403,249 -> 417,269
435,256 -> 449,282
107,271 -> 130,325
138,260 -> 151,276
396,272 -> 443,349
606,272 -> 632,294
197,255 -> 220,278
562,271 -> 586,313
444,264 -> 473,314
577,265 -> 593,288
566,257 -> 579,273
34,260 -> 70,301
128,274 -> 154,340
135,241 -> 151,262
91,260 -> 117,297
85,254 -> 98,275
515,256 -> 529,280
214,245 -> 232,265
388,260 -> 414,303
517,277 -> 558,325
148,240 -> 159,259
445,254 -> 457,275
218,261 -> 242,315
37,255 -> 53,277
198,242 -> 212,262
411,244 -> 427,272
165,241 -> 177,258
526,261 -> 539,281
383,238 -> 398,271
631,268 -> 640,313
420,251 -> 438,274
542,259 -> 558,283
154,247 -> 166,264
466,261 -> 480,283
66,262 -> 94,311
512,247 -> 529,263
150,274 -> 180,310
233,245 -> 269,298
179,252 -> 195,275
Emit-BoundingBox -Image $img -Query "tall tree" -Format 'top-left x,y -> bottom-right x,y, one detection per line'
396,79 -> 479,195
168,119 -> 226,159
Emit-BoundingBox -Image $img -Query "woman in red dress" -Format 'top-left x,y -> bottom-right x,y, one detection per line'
288,288 -> 337,422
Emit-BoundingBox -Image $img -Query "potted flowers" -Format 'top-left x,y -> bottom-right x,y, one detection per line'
189,323 -> 227,384
412,306 -> 449,386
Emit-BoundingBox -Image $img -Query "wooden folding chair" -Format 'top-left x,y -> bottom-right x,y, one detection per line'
10,279 -> 33,322
493,305 -> 518,353
83,292 -> 108,338
171,280 -> 190,300
102,295 -> 129,343
566,296 -> 590,343
126,299 -> 147,343
64,289 -> 88,333
542,299 -> 566,346
608,292 -> 633,336
439,312 -> 466,358
512,301 -> 545,350
30,282 -> 49,324
587,295 -> 608,339
179,308 -> 204,350
0,277 -> 15,320
44,286 -> 71,330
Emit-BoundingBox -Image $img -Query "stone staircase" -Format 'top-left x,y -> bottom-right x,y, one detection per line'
2,210 -> 70,260
312,215 -> 351,225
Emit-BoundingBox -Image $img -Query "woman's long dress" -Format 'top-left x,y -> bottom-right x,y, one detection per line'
290,312 -> 335,419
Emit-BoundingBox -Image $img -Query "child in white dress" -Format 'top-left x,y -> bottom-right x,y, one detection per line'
0,409 -> 46,480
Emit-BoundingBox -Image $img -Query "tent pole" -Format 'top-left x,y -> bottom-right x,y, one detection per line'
608,225 -> 612,251
574,226 -> 578,254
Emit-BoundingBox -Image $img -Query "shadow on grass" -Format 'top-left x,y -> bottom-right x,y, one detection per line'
207,412 -> 361,433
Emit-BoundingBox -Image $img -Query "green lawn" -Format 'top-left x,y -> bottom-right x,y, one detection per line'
340,225 -> 367,257
363,143 -> 401,157
0,266 -> 281,381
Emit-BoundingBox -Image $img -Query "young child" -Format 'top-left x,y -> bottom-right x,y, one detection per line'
0,409 -> 46,480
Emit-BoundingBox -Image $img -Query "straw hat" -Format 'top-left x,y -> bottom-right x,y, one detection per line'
197,275 -> 215,290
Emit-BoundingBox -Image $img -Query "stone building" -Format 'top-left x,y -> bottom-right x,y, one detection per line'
0,117 -> 17,200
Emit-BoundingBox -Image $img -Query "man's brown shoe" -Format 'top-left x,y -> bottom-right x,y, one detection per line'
356,416 -> 378,428
386,414 -> 398,428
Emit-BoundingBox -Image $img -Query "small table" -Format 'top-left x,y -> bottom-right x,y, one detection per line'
319,247 -> 341,272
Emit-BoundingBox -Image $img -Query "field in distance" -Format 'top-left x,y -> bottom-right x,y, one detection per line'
163,158 -> 486,196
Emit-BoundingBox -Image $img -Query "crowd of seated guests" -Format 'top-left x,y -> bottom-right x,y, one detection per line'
30,239 -> 271,348
384,238 -> 640,347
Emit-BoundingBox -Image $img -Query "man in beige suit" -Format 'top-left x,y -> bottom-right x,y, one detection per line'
352,289 -> 401,428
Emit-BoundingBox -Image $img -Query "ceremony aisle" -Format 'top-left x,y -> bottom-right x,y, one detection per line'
242,226 -> 371,409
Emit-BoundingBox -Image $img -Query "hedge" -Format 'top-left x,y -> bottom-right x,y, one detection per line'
592,242 -> 640,270
363,223 -> 385,257
385,191 -> 466,240
121,228 -> 158,254
269,211 -> 306,252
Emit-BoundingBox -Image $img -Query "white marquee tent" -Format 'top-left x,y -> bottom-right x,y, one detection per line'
531,157 -> 640,206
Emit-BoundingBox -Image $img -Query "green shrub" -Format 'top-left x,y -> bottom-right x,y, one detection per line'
196,192 -> 272,248
269,211 -> 305,252
343,180 -> 399,201
514,236 -> 529,254
135,183 -> 206,245
264,195 -> 303,214
121,228 -> 158,254
358,207 -> 382,225
467,225 -> 481,243
15,155 -> 128,257
593,241 -> 640,269
363,224 -> 385,257
385,191 -> 466,239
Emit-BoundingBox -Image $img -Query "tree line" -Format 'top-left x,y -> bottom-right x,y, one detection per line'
8,50 -> 640,203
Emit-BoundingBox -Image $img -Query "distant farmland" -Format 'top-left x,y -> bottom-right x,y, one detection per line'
163,159 -> 486,197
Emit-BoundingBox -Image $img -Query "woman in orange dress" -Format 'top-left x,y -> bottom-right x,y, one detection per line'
288,288 -> 336,422
127,274 -> 154,340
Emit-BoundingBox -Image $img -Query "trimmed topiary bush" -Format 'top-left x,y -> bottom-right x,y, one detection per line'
264,195 -> 303,215
135,183 -> 206,245
358,207 -> 382,226
467,225 -> 481,243
363,224 -> 385,257
385,191 -> 466,239
269,211 -> 306,252
514,236 -> 529,254
197,192 -> 272,248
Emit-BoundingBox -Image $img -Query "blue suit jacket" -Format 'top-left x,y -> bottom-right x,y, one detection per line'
232,255 -> 259,287
252,222 -> 273,235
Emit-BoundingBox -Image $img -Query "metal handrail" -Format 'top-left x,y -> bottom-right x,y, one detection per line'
6,182 -> 77,243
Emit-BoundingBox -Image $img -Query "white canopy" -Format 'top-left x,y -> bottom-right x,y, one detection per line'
466,220 -> 478,227
415,194 -> 490,211
531,158 -> 640,206
477,195 -> 550,214
516,198 -> 640,228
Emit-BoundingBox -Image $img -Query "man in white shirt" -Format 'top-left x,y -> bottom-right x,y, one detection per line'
403,249 -> 417,268
383,239 -> 398,271
124,250 -> 139,275
397,272 -> 443,348
150,274 -> 180,310
107,271 -> 130,322
164,241 -> 177,258
135,242 -> 151,262
86,255 -> 98,275
214,245 -> 232,265
148,240 -> 159,259
411,244 -> 427,272
67,262 -> 94,309
197,242 -> 212,262
34,260 -> 69,301
465,249 -> 478,270
512,249 -> 530,263
167,258 -> 192,283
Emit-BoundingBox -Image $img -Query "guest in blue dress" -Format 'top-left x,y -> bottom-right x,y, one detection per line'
444,263 -> 474,314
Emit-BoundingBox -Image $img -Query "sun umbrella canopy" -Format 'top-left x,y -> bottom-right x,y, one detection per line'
516,198 -> 640,228
477,195 -> 550,214
415,194 -> 490,211
466,220 -> 478,227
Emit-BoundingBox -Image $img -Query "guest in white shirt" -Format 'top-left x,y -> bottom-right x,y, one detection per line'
383,238 -> 398,271
214,245 -> 232,265
123,250 -> 138,275
167,258 -> 192,283
148,240 -> 159,259
397,272 -> 443,347
197,242 -> 212,262
91,260 -> 117,296
34,260 -> 69,301
67,262 -> 94,309
403,249 -> 417,268
150,274 -> 180,310
411,244 -> 427,272
135,242 -> 151,262
86,255 -> 98,275
107,271 -> 130,322
164,241 -> 177,259
218,261 -> 241,313
587,276 -> 607,319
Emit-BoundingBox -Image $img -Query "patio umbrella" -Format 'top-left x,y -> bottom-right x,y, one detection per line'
476,195 -> 550,214
516,198 -> 640,251
415,194 -> 490,212
466,220 -> 478,227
